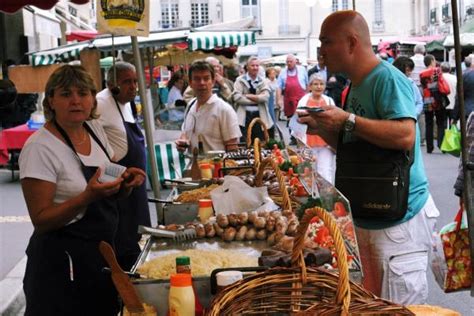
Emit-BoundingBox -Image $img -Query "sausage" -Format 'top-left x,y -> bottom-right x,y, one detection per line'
228,213 -> 239,227
238,212 -> 249,225
245,227 -> 257,240
205,222 -> 216,238
213,222 -> 224,237
217,214 -> 229,228
223,227 -> 237,242
235,226 -> 248,241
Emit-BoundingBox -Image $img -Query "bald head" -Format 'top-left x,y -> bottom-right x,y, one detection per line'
322,11 -> 372,48
319,11 -> 379,84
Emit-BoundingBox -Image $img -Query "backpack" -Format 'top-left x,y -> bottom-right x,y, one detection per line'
421,68 -> 450,109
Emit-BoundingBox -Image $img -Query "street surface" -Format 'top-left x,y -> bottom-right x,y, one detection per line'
0,124 -> 472,314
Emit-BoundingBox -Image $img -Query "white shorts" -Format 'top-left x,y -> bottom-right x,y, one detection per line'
355,195 -> 439,305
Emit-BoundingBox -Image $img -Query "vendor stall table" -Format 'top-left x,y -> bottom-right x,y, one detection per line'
0,124 -> 36,179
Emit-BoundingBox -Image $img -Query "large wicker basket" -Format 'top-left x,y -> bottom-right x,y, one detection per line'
207,206 -> 414,315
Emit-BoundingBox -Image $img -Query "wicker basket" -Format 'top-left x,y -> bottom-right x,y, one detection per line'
246,117 -> 270,148
207,206 -> 414,315
253,137 -> 262,171
255,157 -> 293,213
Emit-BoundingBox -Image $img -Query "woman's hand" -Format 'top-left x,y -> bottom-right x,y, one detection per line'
121,167 -> 146,190
84,168 -> 123,201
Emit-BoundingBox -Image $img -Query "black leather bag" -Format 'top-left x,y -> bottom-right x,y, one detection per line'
335,138 -> 414,221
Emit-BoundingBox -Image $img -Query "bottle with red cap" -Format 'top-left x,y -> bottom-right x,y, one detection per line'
168,274 -> 195,316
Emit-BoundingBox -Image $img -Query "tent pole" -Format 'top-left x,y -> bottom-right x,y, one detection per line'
131,36 -> 161,220
451,0 -> 474,296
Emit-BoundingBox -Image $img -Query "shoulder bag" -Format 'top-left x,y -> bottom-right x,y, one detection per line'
336,85 -> 414,221
335,135 -> 414,221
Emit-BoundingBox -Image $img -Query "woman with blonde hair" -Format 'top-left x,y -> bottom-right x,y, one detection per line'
20,65 -> 145,315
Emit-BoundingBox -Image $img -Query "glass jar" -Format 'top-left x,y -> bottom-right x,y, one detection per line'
199,163 -> 212,179
198,199 -> 213,223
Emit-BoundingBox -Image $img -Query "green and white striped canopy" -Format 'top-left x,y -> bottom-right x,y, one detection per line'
28,29 -> 190,66
187,31 -> 256,51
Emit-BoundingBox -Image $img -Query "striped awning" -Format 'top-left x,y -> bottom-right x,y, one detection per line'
187,31 -> 256,51
28,29 -> 189,66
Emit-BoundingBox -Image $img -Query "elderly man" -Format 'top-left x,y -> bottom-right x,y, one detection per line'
410,44 -> 426,145
298,11 -> 439,305
277,54 -> 308,144
233,56 -> 274,144
96,61 -> 151,271
277,54 -> 308,118
176,60 -> 240,153
183,56 -> 234,106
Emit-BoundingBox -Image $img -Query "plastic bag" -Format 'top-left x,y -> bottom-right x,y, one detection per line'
210,175 -> 276,215
431,206 -> 471,292
441,124 -> 461,157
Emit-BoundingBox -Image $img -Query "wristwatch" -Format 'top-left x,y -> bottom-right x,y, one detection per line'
344,113 -> 356,133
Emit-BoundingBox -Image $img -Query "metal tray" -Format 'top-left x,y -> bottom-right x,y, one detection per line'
131,237 -> 268,315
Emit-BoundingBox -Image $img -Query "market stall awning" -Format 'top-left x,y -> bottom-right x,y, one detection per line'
443,33 -> 474,47
28,29 -> 190,66
66,30 -> 98,42
187,31 -> 256,51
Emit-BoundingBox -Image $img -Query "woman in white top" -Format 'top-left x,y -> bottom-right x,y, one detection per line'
166,70 -> 187,108
297,74 -> 336,184
19,65 -> 145,316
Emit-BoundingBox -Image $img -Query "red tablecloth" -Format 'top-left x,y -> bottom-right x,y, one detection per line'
0,124 -> 36,165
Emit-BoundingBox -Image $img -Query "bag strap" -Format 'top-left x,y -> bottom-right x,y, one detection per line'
454,204 -> 464,232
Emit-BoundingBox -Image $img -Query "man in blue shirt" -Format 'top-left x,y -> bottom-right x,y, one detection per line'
298,10 -> 439,305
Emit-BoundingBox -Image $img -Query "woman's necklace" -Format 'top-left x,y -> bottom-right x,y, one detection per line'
70,128 -> 88,146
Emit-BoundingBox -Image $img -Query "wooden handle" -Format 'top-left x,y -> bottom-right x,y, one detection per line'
255,157 -> 292,213
190,147 -> 201,181
99,241 -> 145,313
246,117 -> 269,148
290,207 -> 350,315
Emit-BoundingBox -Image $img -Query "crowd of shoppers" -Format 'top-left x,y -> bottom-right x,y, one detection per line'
14,8 -> 473,315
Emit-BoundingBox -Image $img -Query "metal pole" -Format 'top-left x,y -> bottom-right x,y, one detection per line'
131,36 -> 161,214
352,0 -> 356,11
450,0 -> 474,296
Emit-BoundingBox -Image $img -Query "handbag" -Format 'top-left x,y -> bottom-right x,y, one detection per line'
335,137 -> 414,221
441,124 -> 461,157
432,206 -> 471,292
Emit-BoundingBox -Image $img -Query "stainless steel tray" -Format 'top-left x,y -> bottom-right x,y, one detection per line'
131,237 -> 268,315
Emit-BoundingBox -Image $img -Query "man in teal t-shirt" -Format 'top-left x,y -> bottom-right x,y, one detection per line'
298,11 -> 439,305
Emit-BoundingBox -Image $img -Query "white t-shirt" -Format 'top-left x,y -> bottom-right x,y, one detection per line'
96,88 -> 135,160
166,86 -> 183,108
443,72 -> 457,110
19,120 -> 114,223
182,94 -> 241,152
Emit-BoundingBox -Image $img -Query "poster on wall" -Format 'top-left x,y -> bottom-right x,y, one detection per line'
97,0 -> 150,36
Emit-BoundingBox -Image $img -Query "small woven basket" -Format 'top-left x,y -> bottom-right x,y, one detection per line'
246,117 -> 270,148
255,157 -> 292,212
207,206 -> 414,315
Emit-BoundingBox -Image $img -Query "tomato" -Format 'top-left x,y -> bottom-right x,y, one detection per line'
333,202 -> 348,218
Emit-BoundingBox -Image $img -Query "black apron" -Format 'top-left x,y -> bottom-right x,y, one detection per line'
113,99 -> 150,271
24,121 -> 119,316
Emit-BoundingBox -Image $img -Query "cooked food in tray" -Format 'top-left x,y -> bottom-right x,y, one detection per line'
174,184 -> 220,203
137,249 -> 258,279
